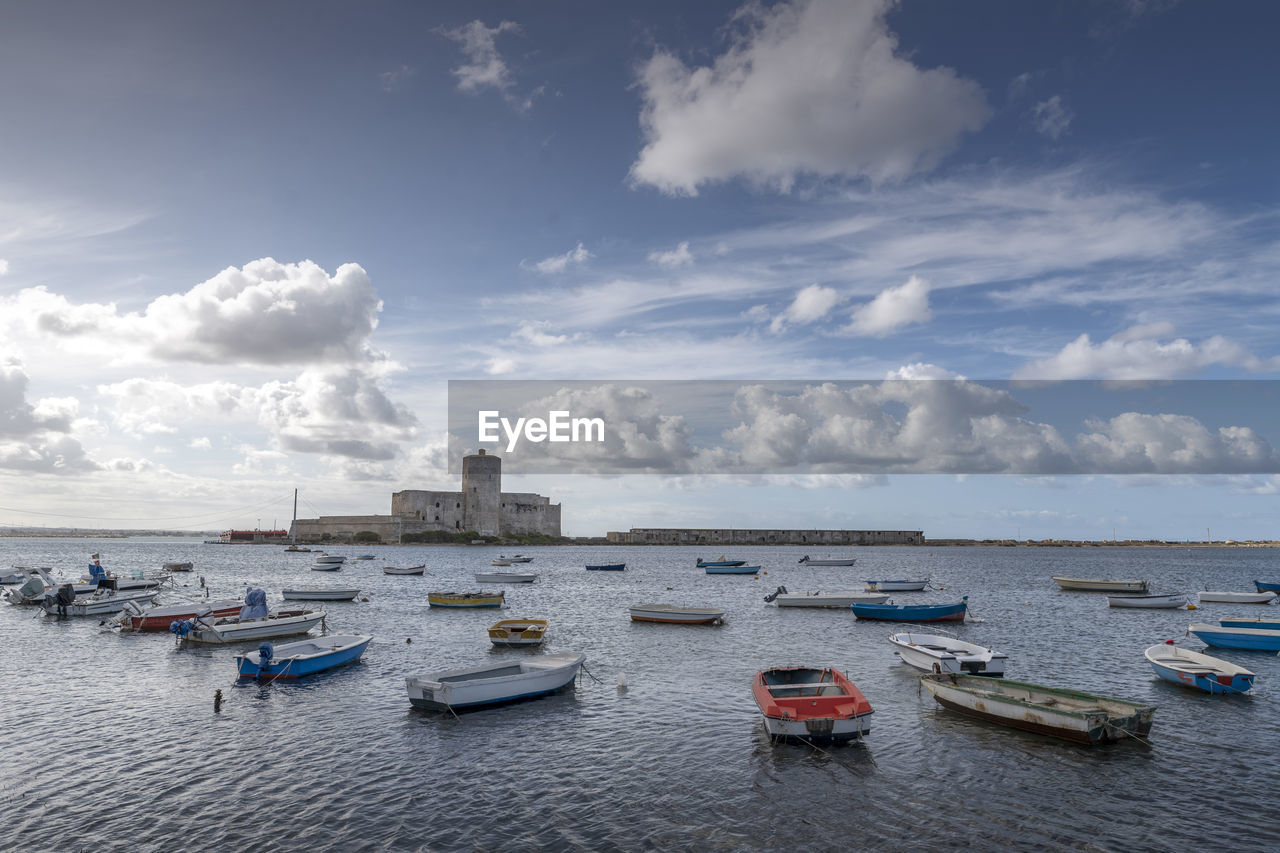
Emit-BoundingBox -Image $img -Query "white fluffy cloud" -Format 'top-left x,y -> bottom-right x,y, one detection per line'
770,284 -> 840,333
846,275 -> 932,336
630,0 -> 989,194
0,358 -> 96,472
648,241 -> 694,269
530,242 -> 591,275
1014,323 -> 1275,379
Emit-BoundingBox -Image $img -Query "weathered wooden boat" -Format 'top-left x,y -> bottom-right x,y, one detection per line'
281,587 -> 360,601
1197,590 -> 1277,604
628,603 -> 725,624
763,586 -> 889,607
850,598 -> 967,622
406,652 -> 585,711
1218,616 -> 1280,630
173,609 -> 326,643
162,561 -> 193,572
752,666 -> 873,742
1106,593 -> 1189,609
704,565 -> 761,575
1187,623 -> 1280,652
487,618 -> 548,646
235,634 -> 372,680
864,579 -> 929,591
1052,576 -> 1149,593
1254,580 -> 1280,593
696,557 -> 746,568
1144,642 -> 1255,694
39,587 -> 160,617
921,673 -> 1156,744
474,571 -> 537,583
889,631 -> 1007,676
428,590 -> 505,608
114,597 -> 243,631
383,565 -> 426,576
585,563 -> 625,571
798,556 -> 856,566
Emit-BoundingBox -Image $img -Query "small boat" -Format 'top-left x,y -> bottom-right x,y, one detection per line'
850,598 -> 968,622
487,618 -> 548,646
1187,623 -> 1280,651
40,587 -> 159,617
474,571 -> 537,584
429,591 -> 505,608
313,554 -> 346,565
864,579 -> 929,592
236,634 -> 372,680
920,673 -> 1155,745
490,559 -> 514,567
1106,593 -> 1189,609
764,586 -> 889,607
798,556 -> 857,567
1255,580 -> 1280,593
1218,616 -> 1280,630
384,565 -> 426,576
1197,590 -> 1277,604
281,588 -> 360,601
585,563 -> 625,571
173,608 -> 326,644
502,555 -> 534,563
752,667 -> 873,742
1143,641 -> 1255,694
628,603 -> 725,624
704,565 -> 761,575
355,555 -> 376,560
406,652 -> 585,711
283,545 -> 312,553
889,631 -> 1007,676
162,561 -> 193,572
696,557 -> 746,568
114,598 -> 243,631
1,566 -> 35,585
311,561 -> 343,572
1052,576 -> 1149,593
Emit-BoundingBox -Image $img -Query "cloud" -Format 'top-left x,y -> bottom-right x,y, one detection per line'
1031,95 -> 1073,139
486,357 -> 517,375
630,0 -> 990,194
438,20 -> 539,111
1013,323 -> 1277,379
0,358 -> 96,472
845,275 -> 931,336
189,436 -> 212,450
380,64 -> 416,92
648,241 -> 694,269
530,242 -> 591,275
770,283 -> 840,333
0,259 -> 8,276
512,323 -> 569,347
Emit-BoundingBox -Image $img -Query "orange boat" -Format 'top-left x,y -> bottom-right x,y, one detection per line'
752,666 -> 873,743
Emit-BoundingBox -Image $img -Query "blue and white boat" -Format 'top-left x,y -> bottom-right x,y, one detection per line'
235,634 -> 372,679
1144,642 -> 1255,694
585,563 -> 625,571
1254,580 -> 1280,593
1187,623 -> 1280,652
406,652 -> 585,711
1217,616 -> 1280,631
865,578 -> 929,592
850,597 -> 967,622
704,565 -> 761,575
696,557 -> 746,568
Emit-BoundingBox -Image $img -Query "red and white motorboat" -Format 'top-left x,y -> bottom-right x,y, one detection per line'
115,598 -> 244,631
752,666 -> 873,743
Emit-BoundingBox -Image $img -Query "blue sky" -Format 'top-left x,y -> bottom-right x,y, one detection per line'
1,0 -> 1278,539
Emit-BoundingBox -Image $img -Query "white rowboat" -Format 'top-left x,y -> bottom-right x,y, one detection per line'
406,652 -> 584,711
1197,591 -> 1277,604
768,590 -> 890,608
474,571 -> 538,584
1106,593 -> 1189,609
281,588 -> 359,601
1052,576 -> 1149,592
628,603 -> 725,624
889,632 -> 1007,676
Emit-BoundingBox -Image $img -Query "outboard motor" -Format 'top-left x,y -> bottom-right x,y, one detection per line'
55,583 -> 76,616
169,619 -> 195,639
763,585 -> 788,603
239,588 -> 268,621
256,642 -> 274,679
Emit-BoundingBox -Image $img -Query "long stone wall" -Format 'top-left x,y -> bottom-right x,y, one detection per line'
605,528 -> 923,545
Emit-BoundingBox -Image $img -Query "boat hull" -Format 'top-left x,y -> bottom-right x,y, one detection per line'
864,579 -> 928,591
384,566 -> 426,575
1106,594 -> 1189,609
1144,644 -> 1254,695
798,558 -> 856,566
1254,580 -> 1280,593
704,566 -> 760,575
474,572 -> 537,583
1052,576 -> 1149,592
752,667 -> 874,743
585,564 -> 625,571
406,653 -> 584,711
921,674 -> 1155,745
236,634 -> 372,679
889,632 -> 1007,676
850,600 -> 967,622
281,589 -> 359,601
124,599 -> 243,631
429,591 -> 504,608
628,604 -> 725,624
1188,624 -> 1280,651
185,611 -> 326,644
774,592 -> 890,607
1197,591 -> 1277,604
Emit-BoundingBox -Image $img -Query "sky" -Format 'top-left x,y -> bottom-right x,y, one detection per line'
2,0 -> 1279,540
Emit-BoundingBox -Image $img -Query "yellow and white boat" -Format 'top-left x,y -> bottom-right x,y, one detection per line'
488,618 -> 548,646
428,590 -> 505,608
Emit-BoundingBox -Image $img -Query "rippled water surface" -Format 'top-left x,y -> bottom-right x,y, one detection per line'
4,540 -> 1280,851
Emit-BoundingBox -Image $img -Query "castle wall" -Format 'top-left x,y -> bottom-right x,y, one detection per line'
391,490 -> 467,530
605,528 -> 924,545
500,493 -> 562,536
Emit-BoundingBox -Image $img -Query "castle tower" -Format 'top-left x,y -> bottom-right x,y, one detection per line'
461,449 -> 501,536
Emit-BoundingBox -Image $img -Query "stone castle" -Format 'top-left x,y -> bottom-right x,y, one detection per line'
291,450 -> 561,542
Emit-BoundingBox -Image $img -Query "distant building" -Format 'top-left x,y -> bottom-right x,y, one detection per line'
292,450 -> 561,542
606,528 -> 923,546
